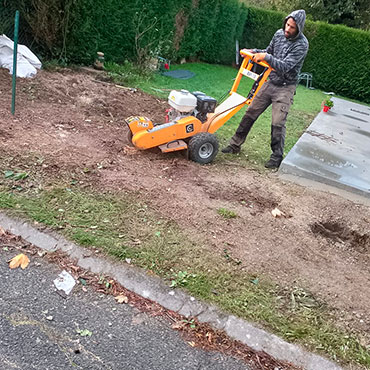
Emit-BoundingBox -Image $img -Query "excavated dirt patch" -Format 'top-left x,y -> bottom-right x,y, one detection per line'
1,67 -> 370,347
311,221 -> 370,254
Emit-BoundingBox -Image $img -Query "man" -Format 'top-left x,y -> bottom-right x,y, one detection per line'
222,10 -> 309,169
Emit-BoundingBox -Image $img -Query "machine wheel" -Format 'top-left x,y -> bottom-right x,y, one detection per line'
126,129 -> 134,147
188,133 -> 219,164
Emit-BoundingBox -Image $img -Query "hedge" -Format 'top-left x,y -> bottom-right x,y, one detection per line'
1,1 -> 369,102
303,21 -> 370,102
242,7 -> 285,50
0,0 -> 247,65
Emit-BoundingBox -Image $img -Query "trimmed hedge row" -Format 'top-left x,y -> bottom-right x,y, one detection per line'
1,1 -> 369,102
179,0 -> 248,64
304,22 -> 370,102
242,7 -> 285,50
68,0 -> 248,65
1,0 -> 247,65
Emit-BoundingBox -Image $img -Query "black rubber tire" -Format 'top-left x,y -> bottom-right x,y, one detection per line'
126,129 -> 134,147
188,133 -> 219,164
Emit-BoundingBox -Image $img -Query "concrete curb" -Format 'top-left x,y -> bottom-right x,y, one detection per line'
0,212 -> 342,370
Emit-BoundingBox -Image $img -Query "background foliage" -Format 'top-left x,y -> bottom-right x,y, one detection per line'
1,0 -> 369,102
242,0 -> 370,30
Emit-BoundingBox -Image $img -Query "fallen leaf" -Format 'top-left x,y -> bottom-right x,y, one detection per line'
8,253 -> 30,269
0,226 -> 6,236
172,321 -> 186,330
13,172 -> 28,181
76,328 -> 92,337
115,295 -> 128,304
206,332 -> 212,343
271,207 -> 285,218
4,170 -> 14,178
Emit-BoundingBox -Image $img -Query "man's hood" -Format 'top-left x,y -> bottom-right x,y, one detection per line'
284,9 -> 306,39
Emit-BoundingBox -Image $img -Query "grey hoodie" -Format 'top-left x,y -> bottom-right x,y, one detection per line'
257,10 -> 309,86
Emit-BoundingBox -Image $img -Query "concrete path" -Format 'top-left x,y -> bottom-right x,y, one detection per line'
279,97 -> 370,199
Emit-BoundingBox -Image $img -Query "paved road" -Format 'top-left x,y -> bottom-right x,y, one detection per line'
0,248 -> 248,370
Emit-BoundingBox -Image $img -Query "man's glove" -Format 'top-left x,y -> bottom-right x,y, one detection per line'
241,48 -> 254,54
252,53 -> 266,63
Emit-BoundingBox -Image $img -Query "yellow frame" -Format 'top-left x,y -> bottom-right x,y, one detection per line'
205,50 -> 273,134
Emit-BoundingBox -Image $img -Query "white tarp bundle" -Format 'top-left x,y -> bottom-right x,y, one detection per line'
0,34 -> 42,78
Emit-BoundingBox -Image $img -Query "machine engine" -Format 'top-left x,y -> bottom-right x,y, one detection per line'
167,89 -> 217,123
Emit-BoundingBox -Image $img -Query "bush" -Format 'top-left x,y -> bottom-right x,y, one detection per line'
303,21 -> 370,102
242,7 -> 284,49
177,0 -> 248,64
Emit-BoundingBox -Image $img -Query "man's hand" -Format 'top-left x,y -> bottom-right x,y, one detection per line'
240,48 -> 254,58
241,48 -> 254,54
252,53 -> 266,63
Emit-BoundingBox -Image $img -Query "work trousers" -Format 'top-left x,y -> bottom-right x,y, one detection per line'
229,80 -> 296,161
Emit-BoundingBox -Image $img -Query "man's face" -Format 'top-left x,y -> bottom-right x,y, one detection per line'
284,17 -> 298,39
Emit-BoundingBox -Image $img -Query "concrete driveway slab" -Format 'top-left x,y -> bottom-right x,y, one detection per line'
279,97 -> 370,198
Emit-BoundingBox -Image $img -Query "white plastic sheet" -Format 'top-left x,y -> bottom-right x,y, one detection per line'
53,270 -> 76,295
0,34 -> 42,78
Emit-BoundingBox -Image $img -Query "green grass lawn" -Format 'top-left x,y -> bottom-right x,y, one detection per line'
106,61 -> 327,167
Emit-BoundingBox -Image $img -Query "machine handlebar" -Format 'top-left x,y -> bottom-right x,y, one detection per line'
240,49 -> 271,69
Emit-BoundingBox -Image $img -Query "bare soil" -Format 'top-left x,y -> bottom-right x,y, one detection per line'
1,67 -> 369,347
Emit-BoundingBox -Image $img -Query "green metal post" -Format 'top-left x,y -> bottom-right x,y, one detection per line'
11,10 -> 20,115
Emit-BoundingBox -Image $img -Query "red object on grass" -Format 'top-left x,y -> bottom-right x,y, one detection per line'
164,63 -> 169,70
165,108 -> 170,123
323,105 -> 329,113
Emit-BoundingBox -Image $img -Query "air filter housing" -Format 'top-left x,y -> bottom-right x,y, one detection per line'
168,90 -> 197,112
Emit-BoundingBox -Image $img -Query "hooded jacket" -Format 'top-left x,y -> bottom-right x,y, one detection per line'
256,10 -> 309,86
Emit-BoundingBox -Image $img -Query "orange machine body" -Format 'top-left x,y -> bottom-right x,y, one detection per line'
131,116 -> 203,150
126,50 -> 273,156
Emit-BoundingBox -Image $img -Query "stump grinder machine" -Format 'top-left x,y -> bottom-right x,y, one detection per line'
125,50 -> 272,164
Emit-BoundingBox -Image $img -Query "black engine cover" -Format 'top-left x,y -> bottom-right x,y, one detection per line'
196,95 -> 217,114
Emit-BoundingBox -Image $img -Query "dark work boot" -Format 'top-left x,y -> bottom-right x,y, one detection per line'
221,145 -> 240,154
264,157 -> 282,169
